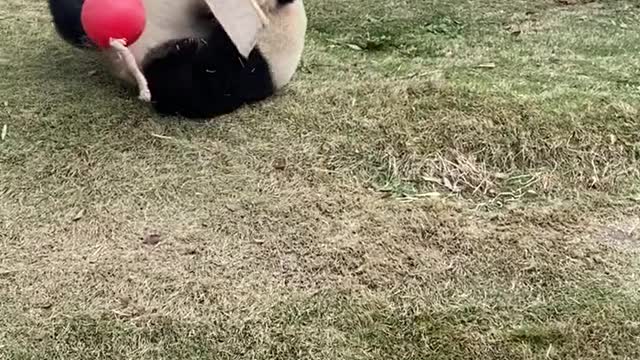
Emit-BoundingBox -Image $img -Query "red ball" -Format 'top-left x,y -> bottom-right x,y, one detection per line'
80,0 -> 146,49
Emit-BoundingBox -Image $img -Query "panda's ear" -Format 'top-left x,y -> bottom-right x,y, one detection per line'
202,0 -> 265,58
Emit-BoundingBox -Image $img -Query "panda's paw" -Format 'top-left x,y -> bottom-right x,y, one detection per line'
139,88 -> 152,102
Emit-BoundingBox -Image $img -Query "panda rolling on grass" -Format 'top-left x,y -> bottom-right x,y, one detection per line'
47,0 -> 307,119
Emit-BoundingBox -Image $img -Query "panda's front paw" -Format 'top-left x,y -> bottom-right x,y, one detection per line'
139,88 -> 152,102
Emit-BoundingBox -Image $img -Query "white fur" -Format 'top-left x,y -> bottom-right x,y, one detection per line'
102,0 -> 209,83
258,0 -> 307,89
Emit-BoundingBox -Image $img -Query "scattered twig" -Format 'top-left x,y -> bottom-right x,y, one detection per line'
150,133 -> 174,140
476,62 -> 496,69
72,209 -> 85,222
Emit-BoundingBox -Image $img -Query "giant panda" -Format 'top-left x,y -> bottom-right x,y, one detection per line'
47,0 -> 307,119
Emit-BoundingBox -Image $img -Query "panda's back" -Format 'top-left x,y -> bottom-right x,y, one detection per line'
103,0 -> 215,84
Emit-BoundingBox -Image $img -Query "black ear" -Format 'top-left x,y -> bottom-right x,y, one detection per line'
48,0 -> 95,49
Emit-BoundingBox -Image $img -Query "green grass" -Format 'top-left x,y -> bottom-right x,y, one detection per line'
1,0 -> 640,358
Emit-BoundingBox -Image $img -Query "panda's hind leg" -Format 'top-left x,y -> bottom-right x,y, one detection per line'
48,0 -> 95,49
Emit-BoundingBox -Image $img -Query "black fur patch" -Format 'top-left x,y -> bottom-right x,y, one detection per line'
143,31 -> 275,119
47,0 -> 94,48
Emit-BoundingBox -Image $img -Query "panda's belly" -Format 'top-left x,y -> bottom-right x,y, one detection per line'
102,0 -> 213,84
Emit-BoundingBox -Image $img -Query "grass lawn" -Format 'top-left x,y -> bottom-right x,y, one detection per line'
1,0 -> 640,358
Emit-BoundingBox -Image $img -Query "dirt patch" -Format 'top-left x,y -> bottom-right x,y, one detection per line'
595,217 -> 640,252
